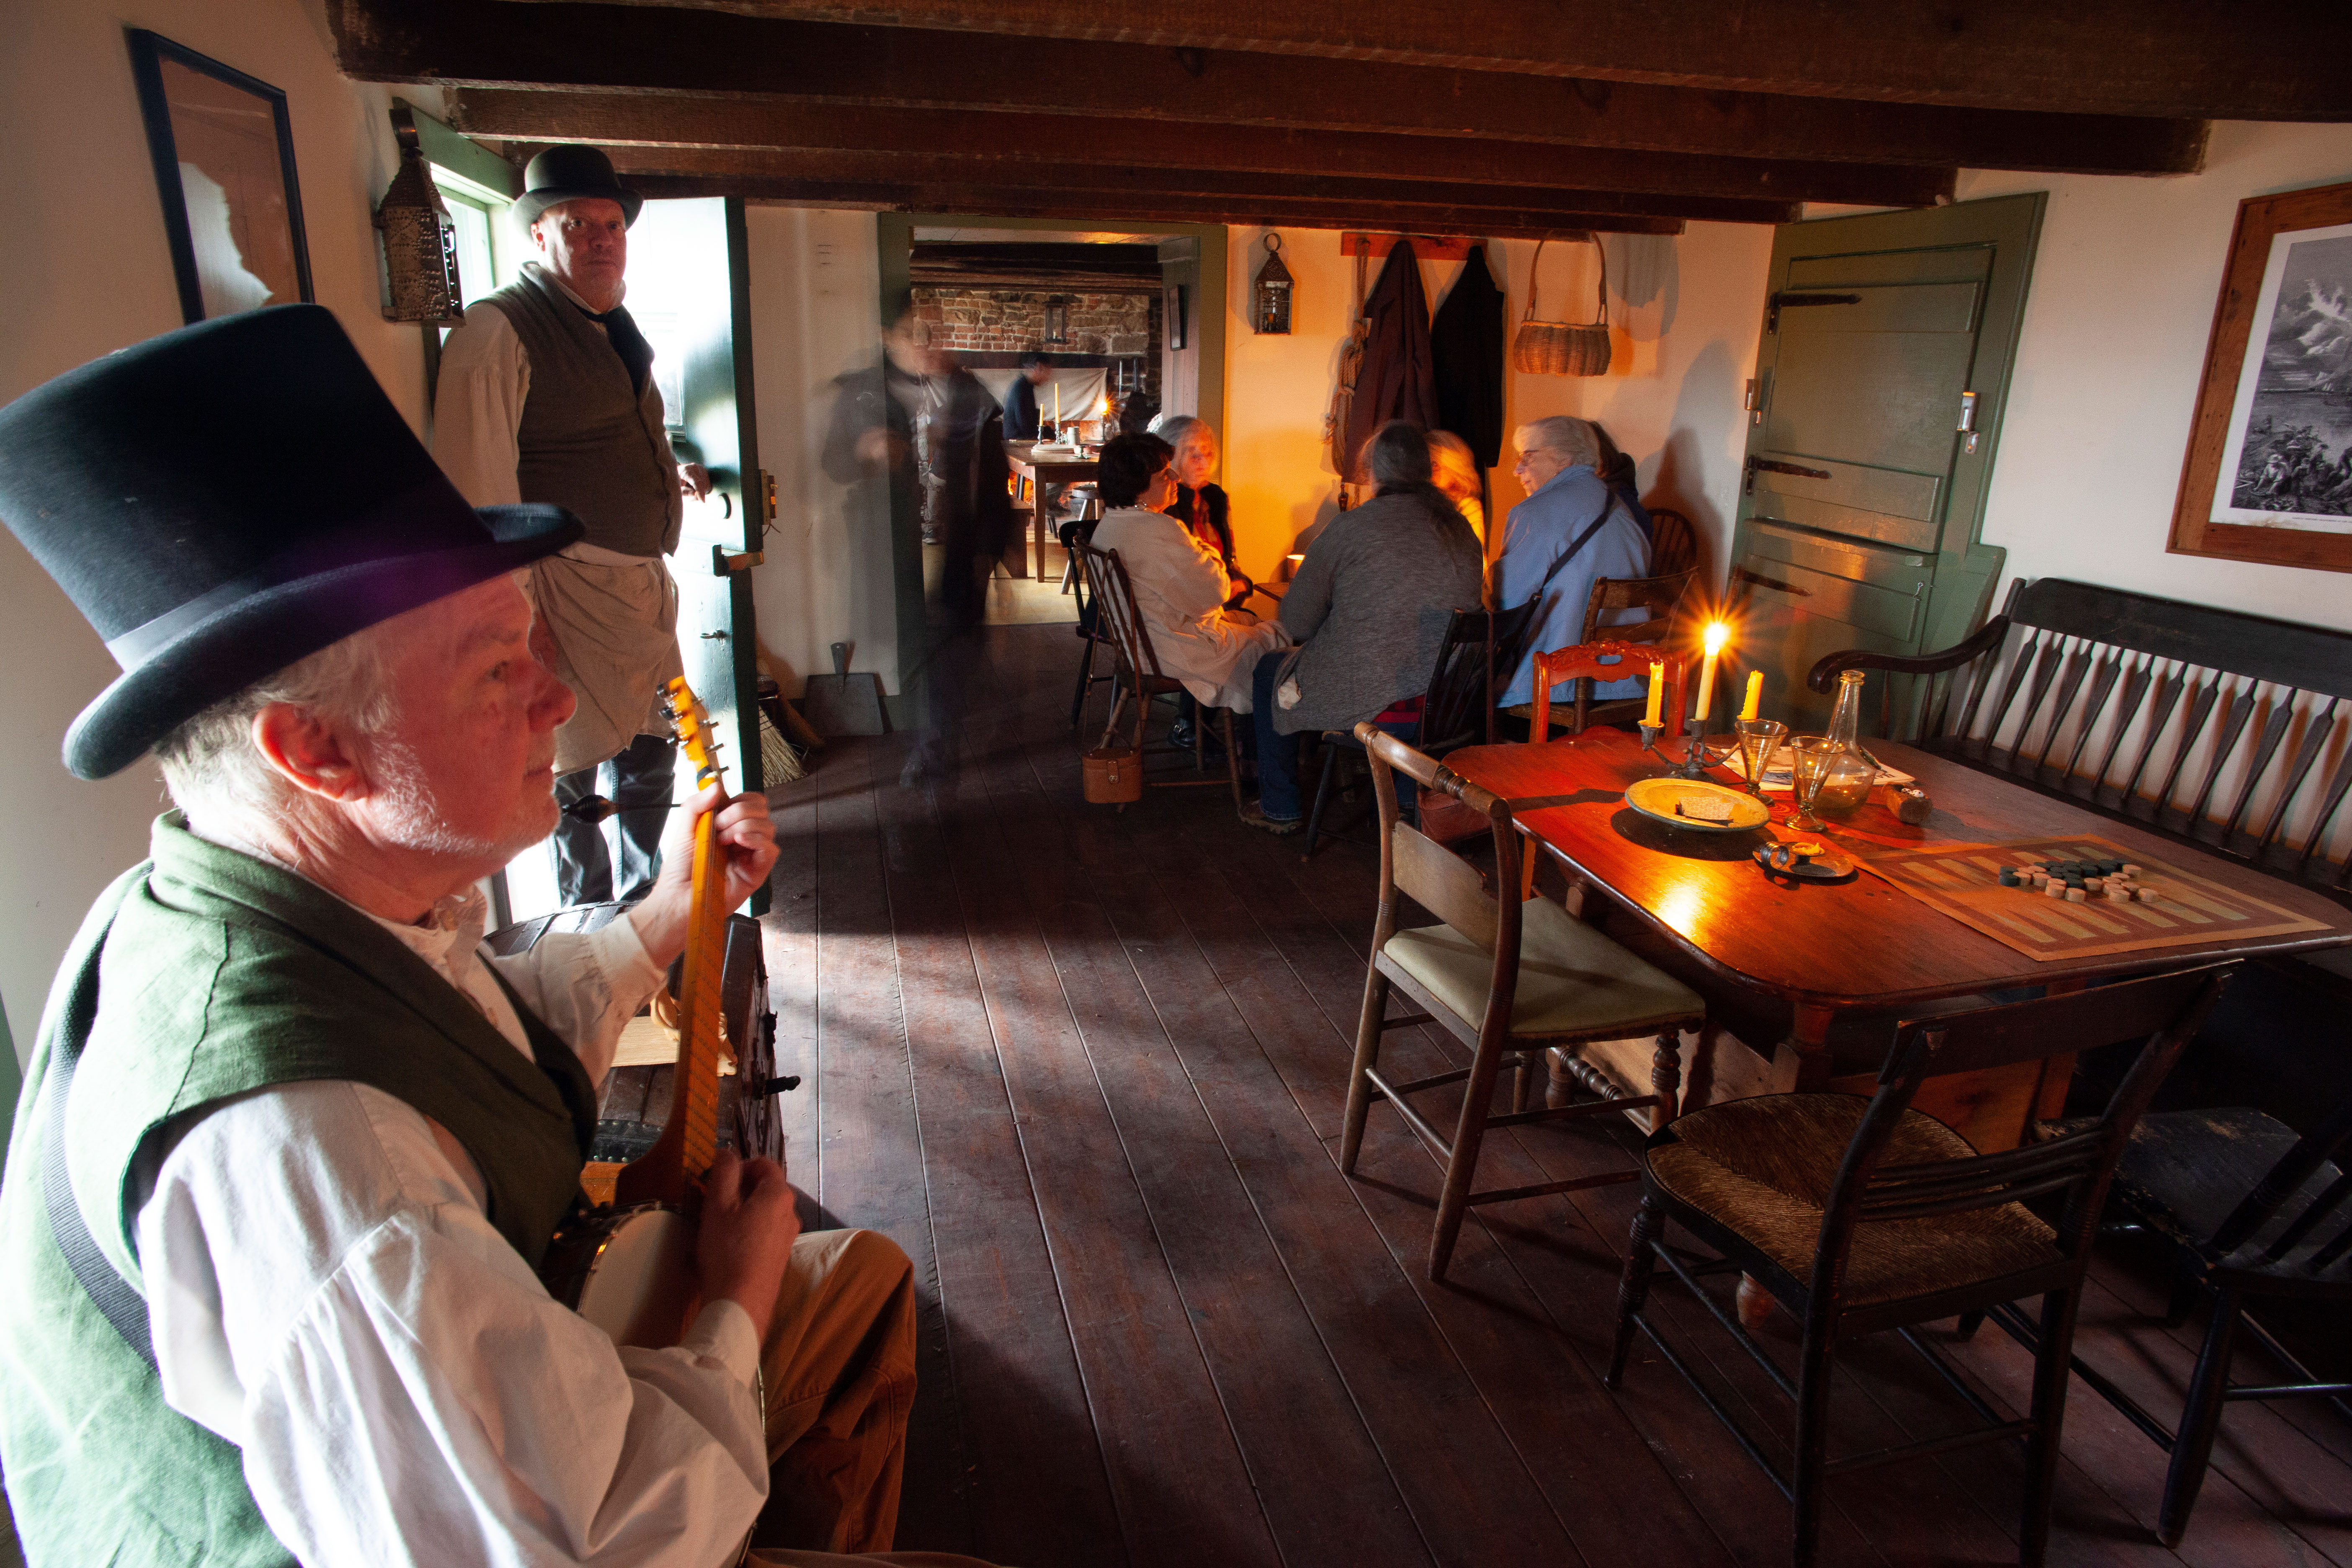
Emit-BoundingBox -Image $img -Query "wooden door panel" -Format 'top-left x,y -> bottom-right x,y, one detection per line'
1768,329 -> 1976,471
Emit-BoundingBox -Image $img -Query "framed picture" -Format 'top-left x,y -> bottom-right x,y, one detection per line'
128,29 -> 314,325
1164,283 -> 1188,351
2168,178 -> 2352,573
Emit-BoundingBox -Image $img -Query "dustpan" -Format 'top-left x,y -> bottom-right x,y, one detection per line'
800,641 -> 889,737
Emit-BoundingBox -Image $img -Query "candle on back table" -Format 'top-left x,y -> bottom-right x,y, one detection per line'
1694,622 -> 1727,724
1740,669 -> 1763,722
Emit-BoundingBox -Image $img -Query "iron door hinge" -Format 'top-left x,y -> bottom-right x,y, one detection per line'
1766,291 -> 1861,334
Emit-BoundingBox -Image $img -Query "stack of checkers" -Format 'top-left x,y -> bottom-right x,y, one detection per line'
1995,856 -> 2160,904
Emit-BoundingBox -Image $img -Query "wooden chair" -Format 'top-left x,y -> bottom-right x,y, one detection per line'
1300,598 -> 1542,859
1516,642 -> 1689,898
1064,518 -> 1115,729
1567,566 -> 1696,732
1077,539 -> 1244,808
1646,505 -> 1699,580
1975,1088 -> 2352,1546
1341,726 -> 1707,1282
1605,964 -> 2236,1568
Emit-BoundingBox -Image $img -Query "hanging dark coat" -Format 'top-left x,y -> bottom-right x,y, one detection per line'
1341,240 -> 1440,480
1429,244 -> 1506,470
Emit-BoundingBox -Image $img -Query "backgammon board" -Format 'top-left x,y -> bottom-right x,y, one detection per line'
1850,835 -> 2332,962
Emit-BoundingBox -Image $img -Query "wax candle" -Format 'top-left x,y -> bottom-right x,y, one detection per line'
1694,622 -> 1728,723
1054,383 -> 1062,426
1643,660 -> 1664,727
1740,670 -> 1763,722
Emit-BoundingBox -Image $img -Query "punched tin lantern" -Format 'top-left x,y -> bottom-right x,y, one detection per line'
374,106 -> 464,325
1253,233 -> 1293,335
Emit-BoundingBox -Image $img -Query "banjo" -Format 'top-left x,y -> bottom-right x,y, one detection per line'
539,677 -> 788,1347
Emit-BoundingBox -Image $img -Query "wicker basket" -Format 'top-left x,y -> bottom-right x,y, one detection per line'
1511,233 -> 1612,377
1081,742 -> 1143,804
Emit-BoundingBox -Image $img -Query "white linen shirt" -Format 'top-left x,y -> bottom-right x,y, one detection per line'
132,865 -> 770,1567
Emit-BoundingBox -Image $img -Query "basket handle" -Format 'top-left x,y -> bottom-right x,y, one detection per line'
1521,233 -> 1609,326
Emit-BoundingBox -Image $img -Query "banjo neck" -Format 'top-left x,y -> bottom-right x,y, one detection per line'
613,676 -> 730,1208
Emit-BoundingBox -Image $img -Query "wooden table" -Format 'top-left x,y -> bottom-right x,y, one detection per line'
1444,730 -> 2352,1149
1003,441 -> 1098,580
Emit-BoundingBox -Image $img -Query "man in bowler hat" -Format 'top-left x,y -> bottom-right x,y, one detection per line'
0,308 -> 968,1566
435,144 -> 711,909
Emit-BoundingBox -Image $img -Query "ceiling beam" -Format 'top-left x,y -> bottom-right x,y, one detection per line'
534,0 -> 2352,121
587,144 -> 1798,224
451,89 -> 1954,208
622,173 -> 1688,237
326,0 -> 2208,175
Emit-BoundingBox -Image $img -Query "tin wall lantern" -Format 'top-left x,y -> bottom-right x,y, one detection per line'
373,104 -> 463,324
1253,233 -> 1293,335
1042,296 -> 1070,344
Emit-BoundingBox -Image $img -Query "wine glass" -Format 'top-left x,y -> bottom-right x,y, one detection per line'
1733,718 -> 1787,798
1790,735 -> 1839,830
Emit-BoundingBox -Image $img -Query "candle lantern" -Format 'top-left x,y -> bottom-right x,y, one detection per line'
1042,297 -> 1070,345
1252,233 -> 1294,335
373,106 -> 464,325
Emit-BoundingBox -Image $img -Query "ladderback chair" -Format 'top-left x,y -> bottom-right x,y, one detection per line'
1517,642 -> 1688,898
1076,539 -> 1243,808
1299,599 -> 1540,859
1978,1086 -> 2352,1546
1606,964 -> 2236,1568
1064,518 -> 1115,728
1646,506 -> 1699,580
1341,726 -> 1707,1282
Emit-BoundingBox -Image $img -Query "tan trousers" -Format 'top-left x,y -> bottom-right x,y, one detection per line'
757,1228 -> 921,1554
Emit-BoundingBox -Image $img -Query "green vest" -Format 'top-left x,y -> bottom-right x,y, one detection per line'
0,815 -> 598,1566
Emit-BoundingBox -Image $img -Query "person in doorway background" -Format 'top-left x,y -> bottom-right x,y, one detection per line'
432,144 -> 711,910
1001,350 -> 1053,440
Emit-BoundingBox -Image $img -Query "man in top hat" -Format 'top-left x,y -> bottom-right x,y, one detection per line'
435,144 -> 710,910
0,307 -> 954,1566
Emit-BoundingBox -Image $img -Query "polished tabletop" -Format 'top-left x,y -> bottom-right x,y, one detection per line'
1444,729 -> 2352,1014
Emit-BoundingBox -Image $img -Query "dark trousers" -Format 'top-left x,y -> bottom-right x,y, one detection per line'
1248,652 -> 1418,823
550,731 -> 675,907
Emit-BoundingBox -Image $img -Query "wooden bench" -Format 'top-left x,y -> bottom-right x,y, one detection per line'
1808,575 -> 2352,1005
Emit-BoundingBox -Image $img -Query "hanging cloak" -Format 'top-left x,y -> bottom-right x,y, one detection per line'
1429,244 -> 1506,470
1341,240 -> 1440,479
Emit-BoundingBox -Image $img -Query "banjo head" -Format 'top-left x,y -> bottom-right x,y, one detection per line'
545,1204 -> 697,1348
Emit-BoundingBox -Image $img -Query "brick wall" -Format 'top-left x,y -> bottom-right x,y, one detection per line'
913,286 -> 1153,356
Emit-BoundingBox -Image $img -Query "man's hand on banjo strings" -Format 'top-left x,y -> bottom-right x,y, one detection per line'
697,1148 -> 800,1343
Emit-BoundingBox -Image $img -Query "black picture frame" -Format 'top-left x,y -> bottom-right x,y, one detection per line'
1164,283 -> 1189,350
127,28 -> 314,325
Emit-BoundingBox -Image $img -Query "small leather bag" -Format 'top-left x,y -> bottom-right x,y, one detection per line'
1082,741 -> 1143,804
1511,233 -> 1612,377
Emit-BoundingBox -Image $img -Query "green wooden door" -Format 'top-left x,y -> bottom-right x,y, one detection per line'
1732,193 -> 2044,733
634,196 -> 768,910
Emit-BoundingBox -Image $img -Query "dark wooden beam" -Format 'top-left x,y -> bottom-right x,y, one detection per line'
452,89 -> 1954,208
327,0 -> 2208,176
624,173 -> 1688,237
589,144 -> 1797,224
541,0 -> 2351,120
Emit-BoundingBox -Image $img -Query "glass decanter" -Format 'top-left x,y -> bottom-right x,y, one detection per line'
1808,668 -> 1878,819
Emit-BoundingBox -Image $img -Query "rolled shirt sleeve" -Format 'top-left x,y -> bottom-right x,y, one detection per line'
433,304 -> 530,508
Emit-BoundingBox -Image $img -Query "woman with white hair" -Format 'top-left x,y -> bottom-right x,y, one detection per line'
1240,421 -> 1483,833
1493,414 -> 1652,711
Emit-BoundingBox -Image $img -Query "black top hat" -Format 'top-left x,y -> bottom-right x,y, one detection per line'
0,305 -> 582,779
513,145 -> 643,230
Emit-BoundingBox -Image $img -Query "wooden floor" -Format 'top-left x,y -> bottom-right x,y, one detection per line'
759,624 -> 2351,1568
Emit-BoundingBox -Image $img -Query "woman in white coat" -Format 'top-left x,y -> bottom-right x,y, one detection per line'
1089,432 -> 1286,713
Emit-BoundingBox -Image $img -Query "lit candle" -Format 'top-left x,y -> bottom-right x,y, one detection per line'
1740,669 -> 1763,722
1694,622 -> 1728,724
1643,660 -> 1664,727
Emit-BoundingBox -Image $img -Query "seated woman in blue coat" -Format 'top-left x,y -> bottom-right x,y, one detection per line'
1494,415 -> 1654,713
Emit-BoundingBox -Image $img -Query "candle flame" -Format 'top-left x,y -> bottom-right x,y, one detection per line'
1703,621 -> 1730,655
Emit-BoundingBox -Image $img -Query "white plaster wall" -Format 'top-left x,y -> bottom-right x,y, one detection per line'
740,206 -> 900,696
0,0 -> 417,1062
1952,124 -> 2352,629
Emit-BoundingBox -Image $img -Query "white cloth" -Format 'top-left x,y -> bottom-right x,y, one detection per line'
134,870 -> 773,1567
1090,507 -> 1287,711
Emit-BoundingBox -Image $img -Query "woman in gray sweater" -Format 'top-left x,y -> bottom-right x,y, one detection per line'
1241,421 -> 1485,833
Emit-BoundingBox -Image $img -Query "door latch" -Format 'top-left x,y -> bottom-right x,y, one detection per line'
1744,378 -> 1762,426
1957,390 -> 1981,454
712,545 -> 764,576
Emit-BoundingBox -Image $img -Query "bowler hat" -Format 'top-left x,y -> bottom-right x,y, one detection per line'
513,144 -> 643,230
0,305 -> 582,779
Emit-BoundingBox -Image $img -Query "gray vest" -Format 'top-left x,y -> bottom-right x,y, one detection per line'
489,265 -> 682,557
